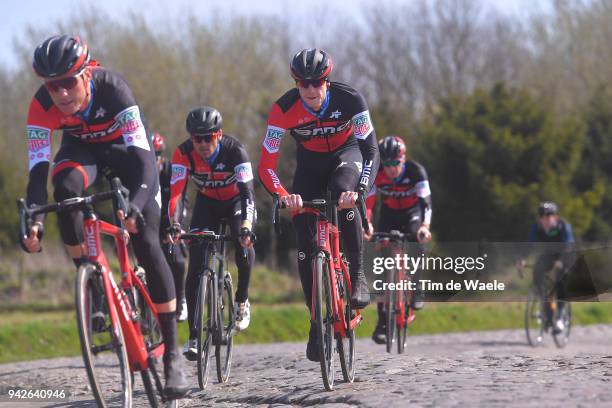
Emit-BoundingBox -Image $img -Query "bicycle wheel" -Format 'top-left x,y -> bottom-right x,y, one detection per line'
314,252 -> 335,391
524,288 -> 544,347
336,266 -> 355,383
216,272 -> 235,383
385,268 -> 397,354
397,290 -> 409,354
197,273 -> 213,390
76,263 -> 132,408
553,301 -> 572,348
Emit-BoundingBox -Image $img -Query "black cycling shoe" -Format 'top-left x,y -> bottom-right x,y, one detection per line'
411,291 -> 425,310
306,323 -> 319,362
350,271 -> 371,309
163,350 -> 190,399
371,320 -> 386,345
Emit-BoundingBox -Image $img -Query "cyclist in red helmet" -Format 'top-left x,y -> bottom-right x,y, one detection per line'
153,131 -> 188,322
365,135 -> 433,344
22,35 -> 188,398
258,48 -> 380,362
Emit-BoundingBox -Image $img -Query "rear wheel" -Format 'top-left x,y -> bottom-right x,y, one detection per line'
197,274 -> 213,390
216,272 -> 235,383
337,264 -> 355,383
525,288 -> 544,347
76,263 -> 132,408
314,252 -> 335,391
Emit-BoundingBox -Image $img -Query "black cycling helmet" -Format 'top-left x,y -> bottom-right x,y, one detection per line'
33,35 -> 90,78
379,136 -> 406,162
185,106 -> 223,135
290,48 -> 333,81
538,201 -> 559,216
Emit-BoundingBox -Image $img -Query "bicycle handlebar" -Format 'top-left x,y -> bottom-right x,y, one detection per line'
371,230 -> 411,242
17,177 -> 130,243
179,231 -> 234,242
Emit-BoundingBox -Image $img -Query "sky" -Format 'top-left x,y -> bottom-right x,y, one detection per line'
3,0 -> 548,71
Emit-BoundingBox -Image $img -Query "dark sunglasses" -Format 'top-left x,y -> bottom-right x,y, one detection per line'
45,75 -> 80,92
296,78 -> 327,88
383,159 -> 401,167
192,130 -> 221,144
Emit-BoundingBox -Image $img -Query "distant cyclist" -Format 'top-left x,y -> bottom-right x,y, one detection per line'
365,136 -> 432,344
153,132 -> 188,322
517,201 -> 575,333
21,35 -> 188,397
258,48 -> 380,362
167,107 -> 256,359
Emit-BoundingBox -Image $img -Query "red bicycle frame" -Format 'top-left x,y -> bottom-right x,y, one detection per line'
83,212 -> 164,371
310,215 -> 362,338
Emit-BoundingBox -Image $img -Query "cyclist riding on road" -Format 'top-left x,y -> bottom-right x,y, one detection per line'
258,48 -> 380,362
167,106 -> 256,360
365,136 -> 432,344
154,132 -> 188,322
517,201 -> 575,333
21,35 -> 188,398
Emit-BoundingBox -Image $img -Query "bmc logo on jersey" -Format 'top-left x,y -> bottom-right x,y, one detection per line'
264,126 -> 285,153
292,120 -> 351,138
27,126 -> 50,151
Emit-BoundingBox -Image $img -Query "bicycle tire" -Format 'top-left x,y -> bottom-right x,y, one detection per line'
216,273 -> 235,383
385,268 -> 397,354
553,301 -> 572,348
314,252 -> 335,391
397,291 -> 409,354
524,288 -> 544,347
76,263 -> 132,408
336,265 -> 355,383
197,273 -> 213,390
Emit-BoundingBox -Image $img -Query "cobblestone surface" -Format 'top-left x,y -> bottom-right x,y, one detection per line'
1,325 -> 611,407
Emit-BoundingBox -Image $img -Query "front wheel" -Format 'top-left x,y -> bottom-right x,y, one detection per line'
314,252 -> 335,391
525,287 -> 544,347
216,273 -> 235,383
337,265 -> 355,383
553,301 -> 571,348
385,268 -> 397,354
197,273 -> 213,390
397,290 -> 409,354
75,263 -> 132,408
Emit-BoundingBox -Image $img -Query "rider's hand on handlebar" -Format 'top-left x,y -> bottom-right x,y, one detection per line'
116,210 -> 138,234
364,221 -> 374,241
239,222 -> 253,248
281,194 -> 303,209
22,222 -> 42,253
417,224 -> 432,244
516,258 -> 527,278
166,223 -> 183,244
338,191 -> 358,209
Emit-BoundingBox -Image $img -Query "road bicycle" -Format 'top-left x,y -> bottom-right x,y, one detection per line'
371,231 -> 417,354
178,221 -> 236,390
523,264 -> 572,348
272,191 -> 367,391
18,178 -> 176,407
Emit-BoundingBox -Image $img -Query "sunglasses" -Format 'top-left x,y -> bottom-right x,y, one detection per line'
383,159 -> 401,167
192,130 -> 221,144
296,78 -> 327,88
45,75 -> 81,92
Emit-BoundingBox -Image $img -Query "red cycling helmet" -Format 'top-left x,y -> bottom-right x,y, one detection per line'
152,132 -> 165,156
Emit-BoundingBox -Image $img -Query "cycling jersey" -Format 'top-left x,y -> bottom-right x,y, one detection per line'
366,160 -> 432,225
168,134 -> 255,224
528,220 -> 574,243
258,81 -> 379,197
26,65 -> 155,214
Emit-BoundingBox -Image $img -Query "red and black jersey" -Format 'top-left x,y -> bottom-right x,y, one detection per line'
366,160 -> 432,224
169,134 -> 255,223
25,65 -> 155,212
258,81 -> 379,197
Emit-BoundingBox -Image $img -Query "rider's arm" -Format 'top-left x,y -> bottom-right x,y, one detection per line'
365,172 -> 381,222
415,165 -> 432,227
560,221 -> 576,270
233,144 -> 256,226
351,94 -> 380,192
115,105 -> 156,214
168,146 -> 190,224
257,103 -> 289,198
25,93 -> 59,222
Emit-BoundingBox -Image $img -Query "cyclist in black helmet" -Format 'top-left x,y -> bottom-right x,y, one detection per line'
22,34 -> 188,398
